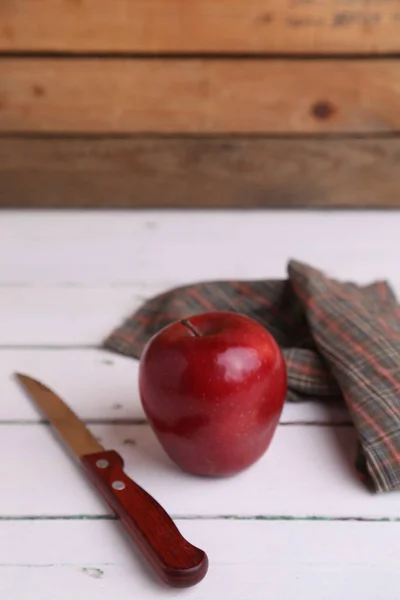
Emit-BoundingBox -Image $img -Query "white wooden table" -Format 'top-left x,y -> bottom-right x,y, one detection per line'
1,210 -> 399,599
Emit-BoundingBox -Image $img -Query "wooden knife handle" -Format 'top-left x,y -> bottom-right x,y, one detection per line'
81,450 -> 208,588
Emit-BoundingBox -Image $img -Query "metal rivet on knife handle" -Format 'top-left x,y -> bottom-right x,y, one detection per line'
112,480 -> 126,491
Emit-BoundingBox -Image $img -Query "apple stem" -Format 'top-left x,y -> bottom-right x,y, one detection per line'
180,319 -> 202,337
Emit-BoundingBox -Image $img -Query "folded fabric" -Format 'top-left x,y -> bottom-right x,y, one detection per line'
103,260 -> 400,493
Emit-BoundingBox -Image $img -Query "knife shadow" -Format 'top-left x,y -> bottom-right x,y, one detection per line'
91,421 -> 182,479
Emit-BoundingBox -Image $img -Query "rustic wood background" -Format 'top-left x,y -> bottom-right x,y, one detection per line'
1,0 -> 400,208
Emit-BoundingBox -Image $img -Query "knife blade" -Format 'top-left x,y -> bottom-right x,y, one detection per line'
15,373 -> 208,588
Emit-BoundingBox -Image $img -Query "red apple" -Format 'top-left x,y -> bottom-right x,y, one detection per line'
139,312 -> 287,477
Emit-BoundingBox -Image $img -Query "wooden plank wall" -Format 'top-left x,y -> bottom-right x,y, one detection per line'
1,0 -> 400,208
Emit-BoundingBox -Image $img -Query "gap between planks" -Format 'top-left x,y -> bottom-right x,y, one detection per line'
0,514 -> 397,523
0,419 -> 353,426
5,131 -> 400,139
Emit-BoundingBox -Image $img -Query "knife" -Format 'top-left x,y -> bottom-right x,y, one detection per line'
15,373 -> 208,588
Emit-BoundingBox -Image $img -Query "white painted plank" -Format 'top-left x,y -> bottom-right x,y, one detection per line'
1,349 -> 349,424
0,286 -> 160,346
1,210 -> 400,286
1,423 -> 398,518
0,520 -> 399,600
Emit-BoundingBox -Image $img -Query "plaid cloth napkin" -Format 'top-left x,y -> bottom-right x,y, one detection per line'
103,260 -> 400,493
